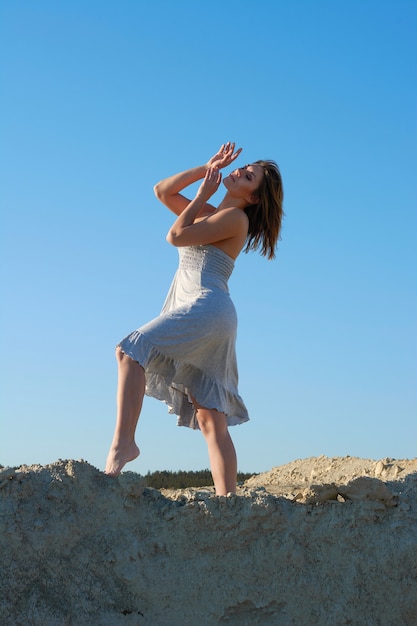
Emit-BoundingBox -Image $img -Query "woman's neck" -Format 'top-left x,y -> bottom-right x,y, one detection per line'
217,192 -> 248,212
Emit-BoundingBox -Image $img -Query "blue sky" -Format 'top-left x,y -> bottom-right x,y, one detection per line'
1,1 -> 416,474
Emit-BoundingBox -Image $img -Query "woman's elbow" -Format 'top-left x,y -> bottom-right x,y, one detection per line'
166,228 -> 184,246
154,182 -> 163,200
166,230 -> 176,246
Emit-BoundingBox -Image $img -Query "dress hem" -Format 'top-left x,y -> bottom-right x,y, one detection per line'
117,331 -> 249,430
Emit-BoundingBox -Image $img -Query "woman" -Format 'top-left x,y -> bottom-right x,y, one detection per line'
105,142 -> 283,495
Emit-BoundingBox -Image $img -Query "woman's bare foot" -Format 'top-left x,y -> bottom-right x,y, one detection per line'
105,441 -> 140,476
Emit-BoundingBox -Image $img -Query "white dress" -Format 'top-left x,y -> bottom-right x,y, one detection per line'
117,244 -> 249,429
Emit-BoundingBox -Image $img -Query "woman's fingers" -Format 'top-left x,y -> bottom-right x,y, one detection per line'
209,142 -> 242,168
199,167 -> 222,199
219,142 -> 242,165
207,167 -> 222,183
224,141 -> 234,156
227,144 -> 241,160
230,147 -> 242,161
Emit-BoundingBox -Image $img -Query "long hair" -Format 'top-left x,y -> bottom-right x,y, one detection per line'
243,160 -> 284,260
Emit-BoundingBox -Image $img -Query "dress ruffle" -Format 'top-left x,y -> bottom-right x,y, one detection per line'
118,330 -> 249,430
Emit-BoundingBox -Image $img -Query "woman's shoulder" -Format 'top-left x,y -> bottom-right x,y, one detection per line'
219,206 -> 249,226
197,205 -> 248,228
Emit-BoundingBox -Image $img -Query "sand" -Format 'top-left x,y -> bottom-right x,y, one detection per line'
1,455 -> 416,625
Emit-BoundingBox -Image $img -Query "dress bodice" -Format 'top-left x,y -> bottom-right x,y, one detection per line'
178,245 -> 235,288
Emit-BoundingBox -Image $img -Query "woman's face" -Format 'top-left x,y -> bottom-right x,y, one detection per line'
223,163 -> 264,203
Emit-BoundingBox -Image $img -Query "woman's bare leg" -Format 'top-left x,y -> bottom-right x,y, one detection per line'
195,405 -> 237,496
105,347 -> 145,476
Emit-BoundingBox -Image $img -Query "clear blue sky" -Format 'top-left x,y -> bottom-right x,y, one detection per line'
1,1 -> 416,474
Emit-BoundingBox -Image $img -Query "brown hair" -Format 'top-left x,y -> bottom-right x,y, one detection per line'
243,160 -> 284,260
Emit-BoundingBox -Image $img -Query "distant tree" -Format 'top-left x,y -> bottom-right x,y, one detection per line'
145,469 -> 256,489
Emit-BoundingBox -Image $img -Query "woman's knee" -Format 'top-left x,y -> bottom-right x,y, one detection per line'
196,407 -> 227,437
115,346 -> 125,362
116,347 -> 140,370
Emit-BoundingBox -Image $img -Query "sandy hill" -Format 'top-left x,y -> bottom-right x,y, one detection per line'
1,456 -> 416,625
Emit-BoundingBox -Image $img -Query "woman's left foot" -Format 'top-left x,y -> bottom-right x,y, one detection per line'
105,441 -> 140,476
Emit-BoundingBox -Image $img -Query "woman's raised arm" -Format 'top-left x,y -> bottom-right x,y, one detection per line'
154,143 -> 242,216
153,165 -> 208,216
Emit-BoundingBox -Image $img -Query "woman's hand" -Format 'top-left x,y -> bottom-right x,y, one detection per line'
197,167 -> 222,201
207,142 -> 242,170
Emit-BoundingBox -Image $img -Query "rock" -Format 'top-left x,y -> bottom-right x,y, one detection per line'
293,483 -> 339,504
337,476 -> 398,507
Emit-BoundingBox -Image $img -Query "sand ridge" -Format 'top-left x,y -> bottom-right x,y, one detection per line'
1,456 -> 416,625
